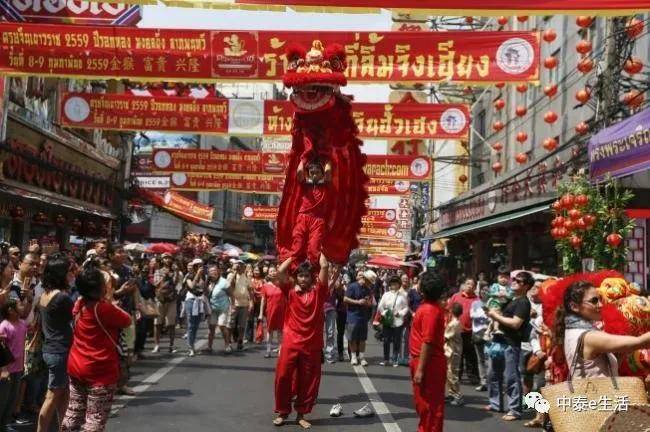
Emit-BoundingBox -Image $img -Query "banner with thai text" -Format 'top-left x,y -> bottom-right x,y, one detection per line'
242,205 -> 278,221
60,92 -> 470,139
139,189 -> 214,223
153,148 -> 432,181
0,22 -> 539,83
170,173 -> 285,194
0,77 -> 6,142
0,1 -> 141,26
195,0 -> 650,15
589,107 -> 650,182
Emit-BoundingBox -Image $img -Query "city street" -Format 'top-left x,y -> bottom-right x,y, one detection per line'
107,327 -> 530,432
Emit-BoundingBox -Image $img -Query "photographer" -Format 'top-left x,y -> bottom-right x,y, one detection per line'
152,254 -> 180,354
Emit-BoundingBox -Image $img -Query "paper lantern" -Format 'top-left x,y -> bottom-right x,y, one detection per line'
570,235 -> 583,249
624,57 -> 644,75
495,82 -> 506,89
623,89 -> 645,109
516,83 -> 528,93
459,174 -> 468,183
607,233 -> 623,248
626,17 -> 644,39
516,131 -> 528,143
576,39 -> 592,54
493,121 -> 505,132
515,152 -> 528,164
497,16 -> 509,26
494,99 -> 506,110
568,209 -> 583,220
576,88 -> 591,104
576,16 -> 594,28
516,16 -> 528,22
492,161 -> 503,173
463,86 -> 473,94
544,111 -> 558,124
544,56 -> 558,69
515,105 -> 527,117
492,142 -> 504,152
543,137 -> 558,151
575,121 -> 589,135
544,84 -> 558,98
542,28 -> 557,43
577,57 -> 594,73
465,16 -> 474,24
10,206 -> 24,220
575,194 -> 589,207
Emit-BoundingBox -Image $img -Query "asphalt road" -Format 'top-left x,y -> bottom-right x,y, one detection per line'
103,323 -> 532,432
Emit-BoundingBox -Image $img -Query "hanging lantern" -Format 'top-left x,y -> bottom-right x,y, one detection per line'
516,16 -> 529,23
465,16 -> 474,24
575,218 -> 587,231
544,56 -> 558,69
568,209 -> 583,220
570,235 -> 583,249
624,57 -> 644,74
515,105 -> 528,117
495,82 -> 506,89
492,161 -> 503,173
543,137 -> 558,151
497,16 -> 509,26
492,142 -> 504,152
561,193 -> 576,209
626,17 -> 644,39
515,152 -> 528,164
577,57 -> 594,73
623,89 -> 645,109
494,99 -> 506,110
576,16 -> 594,28
459,174 -> 468,184
576,39 -> 592,54
542,28 -> 557,43
576,88 -> 591,104
493,120 -> 505,132
583,214 -> 597,226
516,131 -> 528,143
544,111 -> 559,124
463,86 -> 473,95
607,233 -> 623,248
544,84 -> 558,98
516,83 -> 528,93
575,121 -> 590,135
575,194 -> 589,207
551,200 -> 562,212
33,212 -> 48,224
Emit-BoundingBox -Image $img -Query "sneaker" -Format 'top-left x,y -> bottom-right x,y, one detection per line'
360,358 -> 368,367
353,404 -> 374,418
475,384 -> 487,392
5,426 -> 18,432
264,352 -> 271,358
237,343 -> 245,351
450,397 -> 465,407
188,349 -> 195,357
351,357 -> 359,366
326,358 -> 336,364
329,404 -> 343,417
445,395 -> 454,402
13,416 -> 32,425
225,345 -> 233,353
182,333 -> 188,339
152,345 -> 160,353
169,346 -> 178,354
392,362 -> 399,368
379,361 -> 387,366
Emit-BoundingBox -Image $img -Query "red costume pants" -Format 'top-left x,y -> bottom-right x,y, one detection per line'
291,213 -> 325,265
410,358 -> 445,432
274,347 -> 322,415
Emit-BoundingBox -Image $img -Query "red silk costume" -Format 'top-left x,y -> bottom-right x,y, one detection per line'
290,182 -> 328,265
276,40 -> 369,268
409,300 -> 446,432
274,280 -> 328,415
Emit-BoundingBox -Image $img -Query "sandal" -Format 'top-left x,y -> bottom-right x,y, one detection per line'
524,419 -> 544,428
482,405 -> 501,412
273,415 -> 287,426
502,414 -> 520,421
297,418 -> 312,429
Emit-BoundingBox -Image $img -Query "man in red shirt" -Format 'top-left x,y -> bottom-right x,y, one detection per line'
273,253 -> 332,429
449,278 -> 479,384
410,271 -> 447,432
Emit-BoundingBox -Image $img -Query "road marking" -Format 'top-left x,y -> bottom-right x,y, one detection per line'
353,365 -> 403,432
111,339 -> 207,414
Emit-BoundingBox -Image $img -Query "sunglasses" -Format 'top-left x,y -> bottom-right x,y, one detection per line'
583,296 -> 603,306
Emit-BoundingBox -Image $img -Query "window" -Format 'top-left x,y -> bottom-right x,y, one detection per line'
476,109 -> 486,140
549,48 -> 560,83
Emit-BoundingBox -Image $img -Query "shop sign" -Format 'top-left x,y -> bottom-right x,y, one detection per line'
589,107 -> 650,182
135,175 -> 169,189
0,1 -> 141,26
242,205 -> 278,221
0,23 -> 539,84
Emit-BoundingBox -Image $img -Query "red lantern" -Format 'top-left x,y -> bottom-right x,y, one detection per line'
555,216 -> 566,226
575,218 -> 587,230
516,132 -> 528,143
576,88 -> 591,104
626,17 -> 644,39
516,16 -> 528,23
515,105 -> 528,117
575,121 -> 590,135
495,82 -> 506,89
624,57 -> 644,74
544,84 -> 558,98
497,16 -> 509,26
576,39 -> 592,54
516,83 -> 528,93
494,99 -> 506,110
465,16 -> 474,24
564,220 -> 576,231
577,57 -> 594,73
542,28 -> 557,43
568,209 -> 583,220
543,137 -> 558,151
492,142 -> 504,152
583,214 -> 596,226
544,56 -> 558,69
561,194 -> 576,209
556,227 -> 569,238
570,235 -> 583,249
493,121 -> 505,132
576,16 -> 594,28
575,194 -> 589,206
607,233 -> 623,248
550,228 -> 560,239
544,111 -> 558,124
551,200 -> 562,212
459,174 -> 468,184
623,90 -> 645,109
492,161 -> 503,173
515,152 -> 528,164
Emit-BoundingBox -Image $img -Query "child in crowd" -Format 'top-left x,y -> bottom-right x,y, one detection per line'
0,299 -> 29,431
485,267 -> 513,337
445,302 -> 464,406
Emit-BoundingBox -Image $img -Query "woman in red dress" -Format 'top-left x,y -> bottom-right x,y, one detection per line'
259,266 -> 286,358
250,266 -> 265,343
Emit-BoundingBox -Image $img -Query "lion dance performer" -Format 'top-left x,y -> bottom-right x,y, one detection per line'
272,40 -> 368,428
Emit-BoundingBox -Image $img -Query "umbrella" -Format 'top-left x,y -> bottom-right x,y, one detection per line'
262,254 -> 277,261
210,245 -> 225,254
146,243 -> 180,254
366,254 -> 411,269
225,249 -> 240,258
124,243 -> 145,253
240,252 -> 260,262
223,243 -> 243,254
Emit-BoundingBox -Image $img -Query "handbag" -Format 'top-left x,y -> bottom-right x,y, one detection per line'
540,331 -> 648,432
0,340 -> 14,368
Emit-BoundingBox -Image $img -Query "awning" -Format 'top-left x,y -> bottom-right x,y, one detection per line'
428,203 -> 551,240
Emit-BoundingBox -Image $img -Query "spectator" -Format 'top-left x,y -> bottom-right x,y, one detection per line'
323,267 -> 338,363
228,261 -> 253,351
8,246 -> 21,271
249,266 -> 265,344
133,262 -> 152,360
377,275 -> 408,367
0,298 -> 29,432
404,274 -> 422,365
152,254 -> 180,354
259,266 -> 285,358
181,271 -> 210,357
335,275 -> 347,362
207,264 -> 233,354
344,270 -> 375,366
445,302 -> 464,406
62,262 -> 131,432
449,278 -> 479,384
486,271 -> 533,422
36,253 -> 74,432
470,282 -> 490,392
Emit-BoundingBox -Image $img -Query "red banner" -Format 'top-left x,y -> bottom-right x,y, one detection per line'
362,208 -> 397,224
367,179 -> 411,195
0,1 -> 141,26
138,189 -> 214,224
359,225 -> 404,240
242,205 -> 278,221
170,173 -> 285,194
153,148 -> 431,181
59,92 -> 469,139
0,23 -> 539,83
222,0 -> 650,15
0,77 -> 6,141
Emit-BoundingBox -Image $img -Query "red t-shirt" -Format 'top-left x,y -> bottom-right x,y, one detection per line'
281,280 -> 327,352
299,182 -> 328,218
449,291 -> 477,332
68,299 -> 132,386
409,300 -> 445,360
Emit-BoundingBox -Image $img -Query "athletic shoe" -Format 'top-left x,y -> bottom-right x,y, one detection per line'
379,361 -> 387,366
12,416 -> 32,425
392,362 -> 399,368
225,345 -> 233,354
264,352 -> 271,358
360,358 -> 369,367
188,349 -> 195,357
182,333 -> 188,339
169,346 -> 178,354
450,397 -> 465,407
475,384 -> 487,392
353,404 -> 374,418
329,404 -> 343,417
152,345 -> 160,353
326,358 -> 336,364
351,357 -> 359,366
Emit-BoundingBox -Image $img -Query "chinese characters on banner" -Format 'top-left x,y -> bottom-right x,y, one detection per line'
0,1 -> 141,26
59,92 -> 470,140
0,23 -> 539,83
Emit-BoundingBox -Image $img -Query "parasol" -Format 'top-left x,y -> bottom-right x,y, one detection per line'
366,254 -> 407,269
240,252 -> 260,262
146,243 -> 180,254
124,243 -> 145,253
225,249 -> 240,258
262,254 -> 277,261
